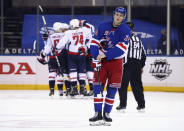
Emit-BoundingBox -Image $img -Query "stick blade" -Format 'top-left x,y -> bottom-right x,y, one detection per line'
33,40 -> 37,51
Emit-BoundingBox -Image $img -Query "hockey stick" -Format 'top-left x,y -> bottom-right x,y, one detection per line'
38,5 -> 63,76
33,40 -> 37,54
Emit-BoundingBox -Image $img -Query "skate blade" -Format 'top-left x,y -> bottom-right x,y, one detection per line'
103,121 -> 111,126
49,95 -> 54,98
138,109 -> 145,113
89,120 -> 103,126
117,109 -> 126,113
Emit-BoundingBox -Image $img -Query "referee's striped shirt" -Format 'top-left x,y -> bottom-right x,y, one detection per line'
124,33 -> 146,66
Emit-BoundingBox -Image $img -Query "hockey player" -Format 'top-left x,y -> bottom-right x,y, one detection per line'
89,7 -> 131,125
37,22 -> 69,96
80,20 -> 95,96
56,19 -> 92,96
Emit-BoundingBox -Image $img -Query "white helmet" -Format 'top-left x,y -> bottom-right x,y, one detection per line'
53,22 -> 63,31
62,23 -> 69,29
69,19 -> 80,28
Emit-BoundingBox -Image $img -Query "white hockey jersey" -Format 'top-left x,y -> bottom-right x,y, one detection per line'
56,27 -> 92,54
43,32 -> 65,56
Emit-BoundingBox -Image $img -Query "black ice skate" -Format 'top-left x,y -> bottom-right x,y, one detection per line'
80,87 -> 88,96
66,88 -> 70,96
116,105 -> 126,112
59,90 -> 63,96
89,111 -> 103,126
70,87 -> 78,96
137,106 -> 145,112
103,112 -> 112,126
86,90 -> 94,96
49,89 -> 54,96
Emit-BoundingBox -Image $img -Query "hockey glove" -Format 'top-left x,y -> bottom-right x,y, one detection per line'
42,33 -> 48,41
100,39 -> 107,49
78,47 -> 86,56
79,20 -> 87,27
91,59 -> 101,70
37,51 -> 48,65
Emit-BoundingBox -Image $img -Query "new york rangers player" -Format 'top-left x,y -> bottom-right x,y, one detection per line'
56,19 -> 93,96
89,7 -> 131,125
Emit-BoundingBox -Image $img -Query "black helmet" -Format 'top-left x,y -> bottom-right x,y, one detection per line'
125,21 -> 134,30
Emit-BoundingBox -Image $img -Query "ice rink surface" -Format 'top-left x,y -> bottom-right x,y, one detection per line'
0,90 -> 184,131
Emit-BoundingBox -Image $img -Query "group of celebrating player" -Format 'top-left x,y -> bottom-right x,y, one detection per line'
37,7 -> 131,126
38,19 -> 95,97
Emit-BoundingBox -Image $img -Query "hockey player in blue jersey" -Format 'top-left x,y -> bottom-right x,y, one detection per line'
89,7 -> 131,126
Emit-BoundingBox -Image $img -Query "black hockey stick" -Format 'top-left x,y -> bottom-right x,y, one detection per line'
38,5 -> 63,76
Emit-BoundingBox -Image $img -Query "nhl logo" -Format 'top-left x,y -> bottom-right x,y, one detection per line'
150,59 -> 172,80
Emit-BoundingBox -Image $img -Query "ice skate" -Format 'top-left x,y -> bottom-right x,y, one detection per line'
86,90 -> 94,96
80,87 -> 88,96
116,105 -> 126,113
70,87 -> 78,96
89,111 -> 103,126
103,112 -> 112,126
49,89 -> 54,96
137,106 -> 145,113
65,88 -> 71,96
59,90 -> 63,96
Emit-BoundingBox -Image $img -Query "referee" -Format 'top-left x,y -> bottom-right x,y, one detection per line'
116,21 -> 146,112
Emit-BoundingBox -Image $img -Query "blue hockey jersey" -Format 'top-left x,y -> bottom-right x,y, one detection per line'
90,20 -> 131,60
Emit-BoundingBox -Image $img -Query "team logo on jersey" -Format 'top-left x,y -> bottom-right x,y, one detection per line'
124,35 -> 130,41
149,59 -> 172,80
104,31 -> 109,36
95,30 -> 98,36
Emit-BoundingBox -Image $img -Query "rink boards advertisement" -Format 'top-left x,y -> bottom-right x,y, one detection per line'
0,56 -> 184,92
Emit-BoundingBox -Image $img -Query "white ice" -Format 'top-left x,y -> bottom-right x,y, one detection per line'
0,90 -> 184,131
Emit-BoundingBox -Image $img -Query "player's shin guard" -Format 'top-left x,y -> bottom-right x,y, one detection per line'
79,80 -> 87,95
70,81 -> 78,96
103,87 -> 117,124
57,84 -> 63,96
49,80 -> 55,96
89,85 -> 104,125
93,85 -> 104,112
64,80 -> 71,96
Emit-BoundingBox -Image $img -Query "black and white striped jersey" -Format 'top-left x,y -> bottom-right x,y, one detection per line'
124,33 -> 146,67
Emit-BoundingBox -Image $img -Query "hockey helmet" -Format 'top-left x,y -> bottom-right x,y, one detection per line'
62,23 -> 69,29
53,22 -> 63,31
70,19 -> 80,28
114,7 -> 127,17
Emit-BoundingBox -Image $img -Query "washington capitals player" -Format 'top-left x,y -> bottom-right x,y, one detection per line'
37,22 -> 69,96
89,7 -> 131,125
56,19 -> 93,96
79,20 -> 95,96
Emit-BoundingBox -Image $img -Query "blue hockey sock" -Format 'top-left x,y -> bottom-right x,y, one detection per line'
93,84 -> 104,112
103,87 -> 117,113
